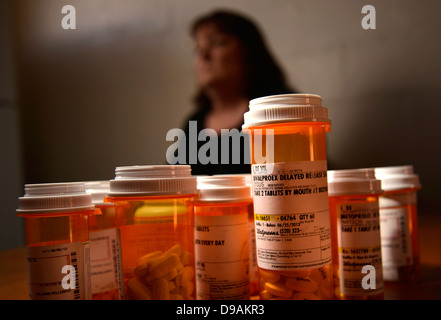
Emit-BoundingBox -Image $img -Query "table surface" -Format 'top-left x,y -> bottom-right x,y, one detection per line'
1,210 -> 440,300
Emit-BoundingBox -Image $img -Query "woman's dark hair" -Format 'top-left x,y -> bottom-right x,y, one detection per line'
191,9 -> 295,111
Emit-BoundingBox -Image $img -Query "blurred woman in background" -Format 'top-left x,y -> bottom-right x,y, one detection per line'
183,9 -> 296,175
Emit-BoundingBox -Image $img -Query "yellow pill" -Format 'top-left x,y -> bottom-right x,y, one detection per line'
127,278 -> 152,300
163,268 -> 178,281
176,262 -> 185,272
135,253 -> 166,278
147,253 -> 180,280
259,269 -> 280,283
134,265 -> 150,278
152,278 -> 170,300
180,281 -> 195,299
292,292 -> 321,300
176,266 -> 194,287
134,252 -> 163,278
285,277 -> 318,293
264,282 -> 293,298
180,251 -> 193,266
136,250 -> 163,265
280,269 -> 312,277
168,280 -> 177,292
165,244 -> 183,257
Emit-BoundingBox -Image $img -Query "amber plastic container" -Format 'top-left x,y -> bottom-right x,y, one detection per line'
242,94 -> 333,300
194,175 -> 252,300
16,182 -> 94,300
328,168 -> 384,300
240,173 -> 259,297
375,165 -> 422,283
85,180 -> 124,300
106,165 -> 198,300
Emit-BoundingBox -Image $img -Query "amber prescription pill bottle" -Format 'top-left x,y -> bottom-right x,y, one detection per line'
328,168 -> 384,300
195,175 -> 252,300
374,165 -> 422,283
106,165 -> 198,300
85,180 -> 124,300
16,182 -> 94,300
219,173 -> 259,297
240,173 -> 259,297
242,94 -> 333,300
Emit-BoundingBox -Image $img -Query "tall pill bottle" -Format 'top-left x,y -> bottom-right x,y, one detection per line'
242,94 -> 333,300
195,175 -> 252,300
85,181 -> 124,300
374,165 -> 422,282
106,165 -> 198,300
328,169 -> 384,300
16,182 -> 94,300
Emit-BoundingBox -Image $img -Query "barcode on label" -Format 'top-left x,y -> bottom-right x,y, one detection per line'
71,251 -> 80,300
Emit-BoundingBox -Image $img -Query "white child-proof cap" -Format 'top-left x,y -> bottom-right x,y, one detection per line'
17,182 -> 94,214
108,165 -> 198,197
327,168 -> 383,196
85,180 -> 113,206
196,175 -> 252,203
242,93 -> 331,128
374,165 -> 421,191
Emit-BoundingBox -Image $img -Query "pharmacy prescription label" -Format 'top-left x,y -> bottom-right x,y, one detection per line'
380,206 -> 413,280
337,201 -> 383,296
26,241 -> 91,300
251,161 -> 332,271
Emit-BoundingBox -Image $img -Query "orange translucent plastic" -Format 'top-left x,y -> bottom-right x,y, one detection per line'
195,200 -> 251,216
248,122 -> 330,164
381,189 -> 421,283
18,209 -> 92,300
246,202 -> 259,297
194,200 -> 253,299
329,194 -> 384,300
18,210 -> 91,247
88,204 -> 116,231
106,194 -> 197,300
246,122 -> 333,300
88,204 -> 122,300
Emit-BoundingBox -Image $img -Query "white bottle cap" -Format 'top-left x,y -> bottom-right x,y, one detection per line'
243,94 -> 331,128
327,168 -> 383,196
196,175 -> 252,203
108,165 -> 198,197
17,182 -> 94,214
374,165 -> 421,191
84,180 -> 113,206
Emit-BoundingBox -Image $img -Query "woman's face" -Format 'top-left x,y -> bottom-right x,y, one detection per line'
193,23 -> 246,90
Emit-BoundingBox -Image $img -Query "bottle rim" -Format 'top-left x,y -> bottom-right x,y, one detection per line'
243,93 -> 331,128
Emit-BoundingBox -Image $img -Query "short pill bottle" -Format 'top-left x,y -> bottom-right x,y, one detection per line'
194,175 -> 252,300
374,165 -> 422,283
242,94 -> 333,300
85,181 -> 124,300
219,173 -> 259,297
16,182 -> 94,300
105,165 -> 198,300
328,168 -> 384,300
